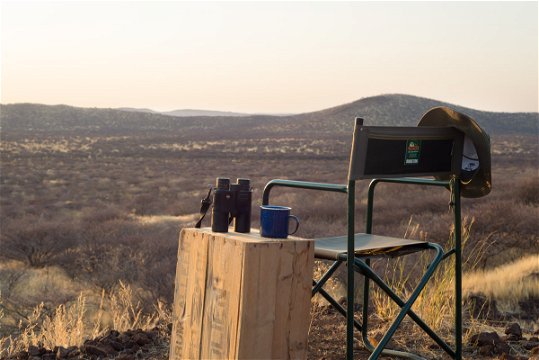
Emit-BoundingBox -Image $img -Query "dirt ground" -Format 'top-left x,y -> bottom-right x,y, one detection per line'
6,303 -> 538,360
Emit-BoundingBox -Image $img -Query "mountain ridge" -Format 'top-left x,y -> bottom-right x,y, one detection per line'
1,94 -> 537,136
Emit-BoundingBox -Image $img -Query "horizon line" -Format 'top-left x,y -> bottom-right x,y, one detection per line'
1,93 -> 538,115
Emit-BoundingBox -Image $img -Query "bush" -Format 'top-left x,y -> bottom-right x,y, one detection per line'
516,177 -> 539,205
0,217 -> 77,268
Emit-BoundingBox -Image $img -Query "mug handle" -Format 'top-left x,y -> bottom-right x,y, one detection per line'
288,215 -> 300,235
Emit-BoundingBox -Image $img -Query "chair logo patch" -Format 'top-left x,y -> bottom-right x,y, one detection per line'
404,140 -> 421,165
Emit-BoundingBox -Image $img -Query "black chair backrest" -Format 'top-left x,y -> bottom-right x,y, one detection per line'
348,124 -> 465,181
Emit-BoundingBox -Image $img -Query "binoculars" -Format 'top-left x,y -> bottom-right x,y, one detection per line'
211,177 -> 252,233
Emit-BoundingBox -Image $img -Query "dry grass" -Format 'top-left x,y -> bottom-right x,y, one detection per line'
362,217 -> 497,357
0,282 -> 171,358
368,218 -> 463,330
108,281 -> 166,332
463,255 -> 539,310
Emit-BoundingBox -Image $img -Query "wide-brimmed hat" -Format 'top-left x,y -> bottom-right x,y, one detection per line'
418,106 -> 491,198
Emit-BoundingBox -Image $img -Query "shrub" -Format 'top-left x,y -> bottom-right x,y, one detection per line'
0,218 -> 77,268
516,177 -> 539,205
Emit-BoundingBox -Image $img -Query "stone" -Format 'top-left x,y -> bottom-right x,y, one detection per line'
465,293 -> 502,320
479,344 -> 494,356
495,341 -> 511,356
505,322 -> 523,341
116,354 -> 136,360
123,340 -> 137,349
470,331 -> 512,356
55,346 -> 72,359
524,341 -> 539,350
118,333 -> 131,343
83,344 -> 108,357
498,354 -> 523,360
27,345 -> 43,357
14,351 -> 28,360
83,339 -> 97,347
133,333 -> 151,346
147,330 -> 158,340
469,331 -> 501,347
109,340 -> 125,351
66,346 -> 79,357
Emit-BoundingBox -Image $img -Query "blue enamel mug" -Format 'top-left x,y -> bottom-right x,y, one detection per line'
260,205 -> 300,239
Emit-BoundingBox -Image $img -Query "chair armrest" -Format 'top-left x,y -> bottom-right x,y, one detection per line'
369,177 -> 451,188
366,177 -> 452,233
262,179 -> 348,205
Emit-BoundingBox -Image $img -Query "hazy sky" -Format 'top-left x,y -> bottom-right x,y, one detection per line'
1,1 -> 537,113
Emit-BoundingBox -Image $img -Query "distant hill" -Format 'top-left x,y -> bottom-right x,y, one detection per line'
162,109 -> 250,117
293,94 -> 539,135
0,103 -> 200,136
118,107 -> 250,117
117,107 -> 158,114
1,95 -> 537,137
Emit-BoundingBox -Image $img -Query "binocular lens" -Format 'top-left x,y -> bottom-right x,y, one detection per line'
216,177 -> 230,190
237,178 -> 250,190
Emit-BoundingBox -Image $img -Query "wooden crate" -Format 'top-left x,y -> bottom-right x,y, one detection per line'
169,228 -> 314,360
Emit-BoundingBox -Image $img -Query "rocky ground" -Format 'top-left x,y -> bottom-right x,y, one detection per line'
3,295 -> 539,360
4,309 -> 539,360
308,304 -> 539,360
2,328 -> 169,360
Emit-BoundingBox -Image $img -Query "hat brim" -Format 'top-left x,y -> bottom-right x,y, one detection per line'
418,107 -> 491,198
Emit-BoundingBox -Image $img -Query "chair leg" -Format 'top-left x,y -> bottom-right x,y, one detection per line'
355,257 -> 455,357
454,184 -> 463,360
358,244 -> 445,360
312,280 -> 363,331
455,256 -> 462,360
360,260 -> 427,360
312,261 -> 363,331
312,260 -> 342,296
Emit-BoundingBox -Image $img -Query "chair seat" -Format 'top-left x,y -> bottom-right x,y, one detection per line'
314,233 -> 430,260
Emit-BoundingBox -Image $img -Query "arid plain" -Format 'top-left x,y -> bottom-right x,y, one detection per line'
1,94 -> 538,359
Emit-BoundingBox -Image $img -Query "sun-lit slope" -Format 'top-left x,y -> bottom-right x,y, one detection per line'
293,94 -> 538,135
463,254 -> 539,304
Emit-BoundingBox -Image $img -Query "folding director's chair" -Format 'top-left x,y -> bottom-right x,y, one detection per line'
262,118 -> 467,359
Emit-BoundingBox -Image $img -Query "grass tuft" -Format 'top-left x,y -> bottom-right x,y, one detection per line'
0,282 -> 170,358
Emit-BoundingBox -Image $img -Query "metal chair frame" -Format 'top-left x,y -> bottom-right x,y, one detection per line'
262,119 -> 464,360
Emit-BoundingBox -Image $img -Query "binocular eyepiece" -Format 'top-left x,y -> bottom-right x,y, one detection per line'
211,177 -> 252,233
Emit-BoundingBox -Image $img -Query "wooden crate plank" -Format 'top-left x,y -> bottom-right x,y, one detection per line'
271,241 -> 295,358
170,228 -> 314,360
237,242 -> 278,357
169,229 -> 193,359
287,241 -> 315,359
180,231 -> 210,359
200,235 -> 244,359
